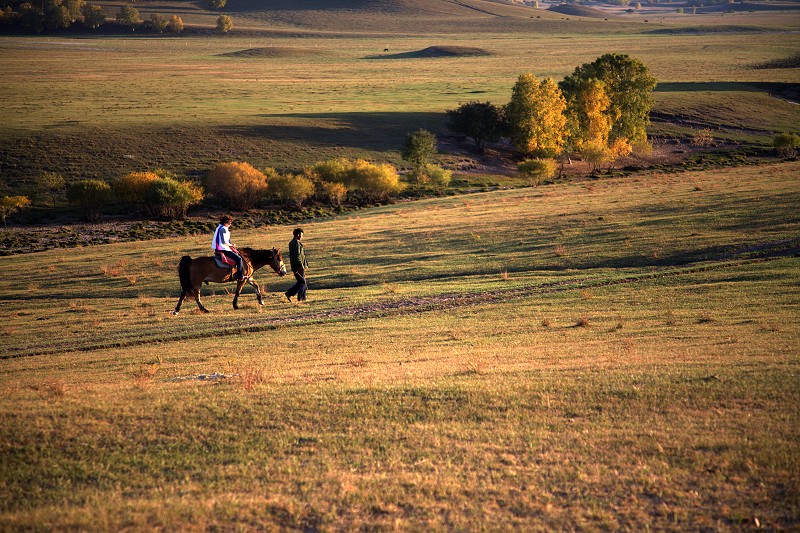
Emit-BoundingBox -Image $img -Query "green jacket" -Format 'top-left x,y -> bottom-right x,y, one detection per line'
288,238 -> 308,272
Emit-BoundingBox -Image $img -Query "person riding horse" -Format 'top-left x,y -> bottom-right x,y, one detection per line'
212,214 -> 246,281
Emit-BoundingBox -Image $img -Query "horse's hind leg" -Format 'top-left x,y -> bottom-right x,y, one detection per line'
194,288 -> 209,313
174,290 -> 187,315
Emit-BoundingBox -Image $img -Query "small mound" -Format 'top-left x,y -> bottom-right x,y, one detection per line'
752,54 -> 800,70
367,46 -> 492,60
548,4 -> 608,18
219,47 -> 325,59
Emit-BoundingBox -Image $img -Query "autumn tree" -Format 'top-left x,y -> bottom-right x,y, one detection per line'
0,196 -> 31,227
505,74 -> 567,157
148,13 -> 167,33
81,3 -> 106,28
209,0 -> 227,8
205,161 -> 267,210
34,171 -> 65,210
116,4 -> 140,30
216,14 -> 232,33
319,181 -> 347,208
560,53 -> 657,145
166,14 -> 183,33
446,101 -> 505,153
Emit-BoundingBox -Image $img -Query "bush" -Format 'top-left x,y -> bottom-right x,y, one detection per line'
113,171 -> 160,204
518,158 -> 557,186
0,195 -> 31,227
205,161 -> 268,210
67,179 -> 113,222
313,158 -> 352,184
348,160 -> 402,202
311,158 -> 401,202
425,164 -> 453,191
268,173 -> 315,208
216,14 -> 232,33
144,178 -> 203,219
319,181 -> 347,207
773,132 -> 800,158
167,14 -> 183,33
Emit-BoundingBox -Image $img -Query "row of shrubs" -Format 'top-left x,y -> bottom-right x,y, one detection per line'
2,157 -> 453,223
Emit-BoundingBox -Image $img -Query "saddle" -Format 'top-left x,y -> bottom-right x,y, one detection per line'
213,253 -> 250,280
213,253 -> 237,269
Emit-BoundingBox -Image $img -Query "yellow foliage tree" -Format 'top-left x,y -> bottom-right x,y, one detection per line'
0,195 -> 31,227
505,74 -> 567,157
167,15 -> 183,33
206,162 -> 268,210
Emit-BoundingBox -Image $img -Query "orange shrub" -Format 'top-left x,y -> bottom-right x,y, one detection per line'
206,162 -> 268,210
113,172 -> 160,204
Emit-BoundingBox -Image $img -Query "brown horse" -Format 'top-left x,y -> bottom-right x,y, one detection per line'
174,247 -> 286,314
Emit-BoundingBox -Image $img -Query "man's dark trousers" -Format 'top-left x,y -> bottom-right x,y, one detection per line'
286,271 -> 306,301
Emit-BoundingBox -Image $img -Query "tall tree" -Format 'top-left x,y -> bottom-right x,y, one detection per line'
560,53 -> 657,144
505,74 -> 567,157
446,101 -> 505,153
81,3 -> 106,28
34,171 -> 65,210
116,4 -> 140,30
401,129 -> 438,187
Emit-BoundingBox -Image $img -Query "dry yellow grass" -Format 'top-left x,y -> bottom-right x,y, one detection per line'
0,162 -> 798,529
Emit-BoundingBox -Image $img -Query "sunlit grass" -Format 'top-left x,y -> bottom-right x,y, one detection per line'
0,161 -> 798,529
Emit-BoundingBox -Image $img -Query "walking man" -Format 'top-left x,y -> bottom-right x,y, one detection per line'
284,227 -> 309,302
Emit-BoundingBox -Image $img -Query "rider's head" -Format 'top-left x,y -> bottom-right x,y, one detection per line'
293,227 -> 304,239
219,214 -> 233,226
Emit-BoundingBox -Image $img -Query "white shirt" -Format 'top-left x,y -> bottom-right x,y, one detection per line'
212,224 -> 233,252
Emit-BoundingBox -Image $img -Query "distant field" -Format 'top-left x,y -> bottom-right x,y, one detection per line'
1,6 -> 799,184
1,162 -> 798,529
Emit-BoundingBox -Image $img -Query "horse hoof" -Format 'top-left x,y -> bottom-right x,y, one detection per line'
173,311 -> 179,316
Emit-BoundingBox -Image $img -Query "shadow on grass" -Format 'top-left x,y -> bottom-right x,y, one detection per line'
655,82 -> 800,103
228,111 -> 447,151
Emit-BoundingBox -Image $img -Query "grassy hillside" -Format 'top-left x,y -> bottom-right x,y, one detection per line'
1,20 -> 798,186
0,162 -> 798,529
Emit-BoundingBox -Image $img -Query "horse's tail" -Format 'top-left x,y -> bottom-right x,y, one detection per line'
178,256 -> 196,296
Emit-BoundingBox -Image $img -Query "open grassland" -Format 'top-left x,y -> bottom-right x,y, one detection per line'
1,7 -> 799,183
1,162 -> 798,529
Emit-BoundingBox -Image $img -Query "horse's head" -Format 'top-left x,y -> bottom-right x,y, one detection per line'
271,248 -> 286,276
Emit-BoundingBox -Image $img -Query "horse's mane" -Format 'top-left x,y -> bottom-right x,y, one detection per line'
239,247 -> 277,264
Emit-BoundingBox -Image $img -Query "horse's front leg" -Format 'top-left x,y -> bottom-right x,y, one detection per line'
248,278 -> 264,305
232,279 -> 246,310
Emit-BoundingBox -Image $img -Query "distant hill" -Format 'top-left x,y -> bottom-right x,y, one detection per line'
547,4 -> 610,18
216,0 -> 570,33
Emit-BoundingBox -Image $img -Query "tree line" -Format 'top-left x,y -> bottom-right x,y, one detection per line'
446,53 -> 658,182
0,0 -> 236,33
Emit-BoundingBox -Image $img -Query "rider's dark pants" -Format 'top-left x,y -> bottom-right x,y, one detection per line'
220,250 -> 245,280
